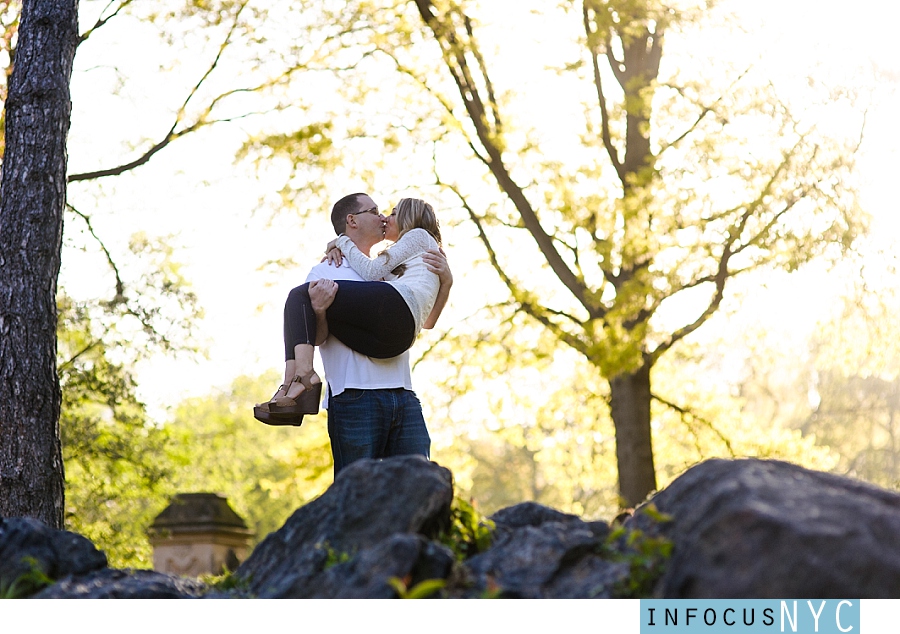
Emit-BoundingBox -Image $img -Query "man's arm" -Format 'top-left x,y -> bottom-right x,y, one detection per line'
422,248 -> 452,330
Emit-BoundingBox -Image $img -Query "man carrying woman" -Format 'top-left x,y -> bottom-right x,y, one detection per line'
254,193 -> 452,476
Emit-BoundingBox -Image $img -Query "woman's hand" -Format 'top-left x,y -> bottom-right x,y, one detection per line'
322,237 -> 343,266
322,246 -> 343,266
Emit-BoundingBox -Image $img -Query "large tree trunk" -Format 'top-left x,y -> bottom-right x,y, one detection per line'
0,0 -> 78,528
609,361 -> 657,507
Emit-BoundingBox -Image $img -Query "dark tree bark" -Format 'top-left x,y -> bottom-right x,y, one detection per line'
608,361 -> 657,506
0,0 -> 78,528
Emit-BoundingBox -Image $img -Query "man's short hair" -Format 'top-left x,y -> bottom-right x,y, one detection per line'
331,193 -> 367,235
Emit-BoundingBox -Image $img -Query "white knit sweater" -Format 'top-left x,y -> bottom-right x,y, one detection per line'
335,228 -> 440,335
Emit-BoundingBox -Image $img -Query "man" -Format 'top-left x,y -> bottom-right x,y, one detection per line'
305,192 -> 451,476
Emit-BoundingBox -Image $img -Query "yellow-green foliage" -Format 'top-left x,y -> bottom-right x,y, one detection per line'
438,497 -> 494,561
198,568 -> 251,595
318,542 -> 352,570
63,369 -> 333,568
606,504 -> 674,599
430,323 -> 840,518
59,295 -> 176,568
165,372 -> 334,549
388,576 -> 446,599
0,557 -> 54,600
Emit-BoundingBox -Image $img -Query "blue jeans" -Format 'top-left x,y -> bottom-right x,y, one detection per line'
327,387 -> 431,476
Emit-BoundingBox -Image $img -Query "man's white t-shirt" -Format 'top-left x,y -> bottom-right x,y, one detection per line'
305,260 -> 413,407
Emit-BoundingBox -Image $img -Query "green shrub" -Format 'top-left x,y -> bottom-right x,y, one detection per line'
0,557 -> 54,599
438,497 -> 494,560
604,504 -> 673,598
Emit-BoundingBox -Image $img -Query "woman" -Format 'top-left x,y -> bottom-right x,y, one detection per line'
256,198 -> 445,422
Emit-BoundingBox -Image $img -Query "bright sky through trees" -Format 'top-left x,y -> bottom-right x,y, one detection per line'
58,0 -> 900,421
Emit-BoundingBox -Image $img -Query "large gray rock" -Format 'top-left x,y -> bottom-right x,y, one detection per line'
490,501 -> 610,543
33,568 -> 208,599
287,534 -> 454,598
0,517 -> 107,596
630,458 -> 900,598
236,455 -> 454,598
490,501 -> 582,528
459,502 -> 624,598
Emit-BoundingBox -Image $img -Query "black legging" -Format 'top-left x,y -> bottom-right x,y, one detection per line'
283,280 -> 416,360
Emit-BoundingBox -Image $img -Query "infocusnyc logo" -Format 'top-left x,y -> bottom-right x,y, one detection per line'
640,600 -> 860,634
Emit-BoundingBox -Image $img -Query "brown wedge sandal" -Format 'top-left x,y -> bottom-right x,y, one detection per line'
253,385 -> 304,426
268,372 -> 322,416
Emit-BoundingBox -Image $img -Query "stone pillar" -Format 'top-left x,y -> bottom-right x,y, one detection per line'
149,493 -> 253,577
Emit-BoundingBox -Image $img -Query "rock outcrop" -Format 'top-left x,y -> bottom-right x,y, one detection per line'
463,507 -> 625,598
33,568 -> 208,599
629,458 -> 900,598
234,454 -> 455,597
6,456 -> 900,598
0,517 -> 107,597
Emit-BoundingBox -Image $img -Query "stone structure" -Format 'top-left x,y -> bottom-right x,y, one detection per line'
148,493 -> 253,577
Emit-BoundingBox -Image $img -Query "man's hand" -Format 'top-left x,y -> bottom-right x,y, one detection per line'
422,247 -> 452,288
309,278 -> 338,314
422,248 -> 452,330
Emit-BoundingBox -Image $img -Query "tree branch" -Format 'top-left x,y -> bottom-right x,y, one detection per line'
463,13 -> 501,136
652,133 -> 812,359
69,1 -> 248,182
658,68 -> 752,153
66,203 -> 124,300
376,46 -> 490,165
583,3 -> 624,182
415,0 -> 598,318
78,0 -> 135,46
603,34 -> 627,87
439,177 -> 589,354
652,391 -> 735,456
57,339 -> 103,373
652,240 -> 731,361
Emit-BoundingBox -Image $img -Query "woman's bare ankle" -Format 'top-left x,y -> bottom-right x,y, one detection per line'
285,370 -> 318,398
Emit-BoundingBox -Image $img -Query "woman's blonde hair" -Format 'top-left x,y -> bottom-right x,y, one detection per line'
395,198 -> 441,245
